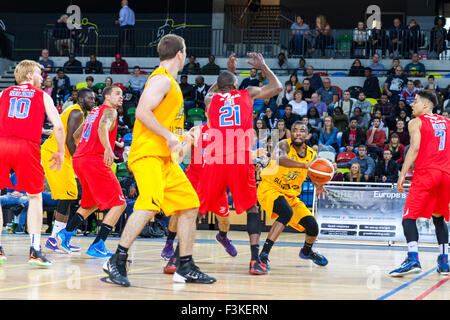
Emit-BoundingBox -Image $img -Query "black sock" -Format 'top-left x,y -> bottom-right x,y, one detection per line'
251,244 -> 259,261
219,230 -> 227,238
179,255 -> 193,268
302,242 -> 313,256
262,239 -> 274,255
167,231 -> 177,241
93,223 -> 113,244
66,213 -> 85,232
116,244 -> 128,255
173,244 -> 180,258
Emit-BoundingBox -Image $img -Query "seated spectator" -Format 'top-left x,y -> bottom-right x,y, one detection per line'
344,162 -> 364,182
317,78 -> 339,111
304,65 -> 323,91
366,117 -> 386,159
404,52 -> 425,77
53,14 -> 74,56
391,119 -> 410,146
375,149 -> 399,183
240,68 -> 260,90
110,53 -> 129,74
362,67 -> 381,99
368,53 -> 385,77
254,118 -> 269,148
53,68 -> 71,101
114,134 -> 125,163
441,110 -> 449,119
400,80 -> 418,107
384,133 -> 404,164
331,106 -> 348,132
369,22 -> 388,58
396,109 -> 411,126
85,76 -> 94,89
348,59 -> 365,77
351,21 -> 368,58
295,56 -> 307,77
179,74 -> 195,110
308,93 -> 328,118
282,105 -> 301,130
299,78 -> 315,102
414,79 -> 423,90
201,55 -> 220,75
289,73 -> 301,91
276,119 -> 291,140
313,14 -> 333,58
340,117 -> 366,153
370,110 -> 389,137
259,98 -> 279,118
426,75 -> 440,92
352,107 -> 365,129
127,66 -> 147,97
38,49 -> 54,74
307,106 -> 322,132
374,94 -> 395,130
62,90 -> 78,111
300,115 -> 320,147
289,90 -> 308,116
337,144 -> 375,181
262,107 -> 278,131
351,92 -> 372,129
117,105 -> 131,136
386,58 -> 400,77
318,116 -> 338,153
396,99 -> 412,117
42,76 -> 58,105
194,76 -> 210,109
334,90 -> 354,117
384,66 -> 408,105
276,80 -> 294,106
182,55 -> 201,74
63,53 -> 83,74
291,15 -> 310,55
389,18 -> 407,58
85,54 -> 104,74
96,77 -> 113,104
276,52 -> 289,76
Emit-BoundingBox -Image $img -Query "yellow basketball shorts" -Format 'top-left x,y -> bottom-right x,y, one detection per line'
257,180 -> 312,232
41,148 -> 78,200
130,156 -> 200,215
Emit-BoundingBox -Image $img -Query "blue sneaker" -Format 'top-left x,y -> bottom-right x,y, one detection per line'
45,236 -> 61,252
437,254 -> 449,275
69,244 -> 81,252
56,229 -> 75,254
300,248 -> 328,266
389,253 -> 422,277
86,239 -> 113,258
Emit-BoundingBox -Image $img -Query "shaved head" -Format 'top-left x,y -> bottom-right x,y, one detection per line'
217,71 -> 238,92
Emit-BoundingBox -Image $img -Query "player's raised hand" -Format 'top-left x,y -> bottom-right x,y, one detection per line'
104,148 -> 118,167
49,151 -> 65,171
227,53 -> 238,74
246,52 -> 266,70
397,175 -> 406,193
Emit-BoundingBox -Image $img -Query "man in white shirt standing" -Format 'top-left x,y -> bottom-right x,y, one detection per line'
115,0 -> 136,55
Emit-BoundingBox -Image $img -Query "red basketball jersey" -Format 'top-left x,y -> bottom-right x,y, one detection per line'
0,83 -> 45,144
207,89 -> 254,164
415,114 -> 450,172
74,105 -> 117,158
188,122 -> 209,171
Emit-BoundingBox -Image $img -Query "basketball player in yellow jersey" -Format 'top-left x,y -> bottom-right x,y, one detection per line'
104,34 -> 216,286
41,88 -> 96,252
257,121 -> 328,271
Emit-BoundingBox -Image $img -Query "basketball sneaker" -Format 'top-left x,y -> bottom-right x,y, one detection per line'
300,248 -> 328,266
28,247 -> 52,267
56,229 -> 75,254
259,252 -> 271,271
216,233 -> 237,257
0,246 -> 7,265
86,239 -> 113,258
161,240 -> 174,260
163,253 -> 177,274
437,254 -> 449,275
249,259 -> 268,275
173,259 -> 216,284
103,252 -> 130,287
389,253 -> 422,277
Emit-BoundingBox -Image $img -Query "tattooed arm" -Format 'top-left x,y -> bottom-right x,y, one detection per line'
98,108 -> 118,166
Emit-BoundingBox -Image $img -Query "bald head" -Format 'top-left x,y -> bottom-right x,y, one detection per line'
217,71 -> 238,92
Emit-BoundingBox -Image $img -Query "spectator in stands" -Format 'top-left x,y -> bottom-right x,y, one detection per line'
85,54 -> 104,74
362,67 -> 381,99
201,55 -> 220,75
291,15 -> 310,55
304,65 -> 323,91
334,89 -> 354,117
289,90 -> 308,116
111,53 -> 129,74
351,21 -> 368,58
386,58 -> 400,76
63,53 -> 83,74
429,16 -> 447,59
117,104 -> 131,136
179,74 -> 194,100
400,80 -> 418,106
337,144 -> 375,181
331,106 -> 348,132
182,55 -> 201,75
351,92 -> 372,129
366,117 -> 386,159
276,119 -> 291,140
384,133 -> 404,164
42,77 -> 58,105
53,68 -> 71,101
299,78 -> 315,102
396,98 -> 412,117
258,70 -> 268,86
259,98 -> 278,118
318,116 -> 338,153
85,76 -> 94,89
396,109 -> 411,126
413,79 -> 423,90
340,117 -> 366,153
262,107 -> 278,131
370,110 -> 389,135
53,14 -> 74,56
389,18 -> 406,58
307,106 -> 322,133
441,110 -> 449,119
96,77 -> 113,104
368,53 -> 385,77
352,107 -> 365,128
374,94 -> 395,130
384,65 -> 408,105
282,105 -> 300,130
317,78 -> 338,111
313,14 -> 333,58
277,80 -> 294,106
254,118 -> 269,148
115,0 -> 136,55
276,52 -> 289,76
344,162 -> 363,182
369,21 -> 388,58
240,68 -> 261,90
38,49 -> 54,74
289,73 -> 301,90
194,76 -> 210,109
114,134 -> 125,163
127,66 -> 147,97
348,59 -> 365,77
375,149 -> 398,183
406,19 -> 421,54
295,56 -> 307,77
62,90 -> 78,111
300,115 -> 320,147
308,92 -> 327,118
426,75 -> 440,92
404,52 -> 425,77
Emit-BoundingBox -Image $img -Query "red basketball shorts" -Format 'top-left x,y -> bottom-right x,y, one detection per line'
0,136 -> 44,194
73,155 -> 125,211
197,163 -> 257,215
186,166 -> 229,217
403,168 -> 450,222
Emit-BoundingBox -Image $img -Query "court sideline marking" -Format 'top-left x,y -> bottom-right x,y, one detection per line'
415,275 -> 450,300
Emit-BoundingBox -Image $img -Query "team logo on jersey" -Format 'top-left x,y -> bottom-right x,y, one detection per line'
283,171 -> 299,181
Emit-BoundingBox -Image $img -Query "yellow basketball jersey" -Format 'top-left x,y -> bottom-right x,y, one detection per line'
260,139 -> 315,197
41,104 -> 84,158
128,67 -> 184,164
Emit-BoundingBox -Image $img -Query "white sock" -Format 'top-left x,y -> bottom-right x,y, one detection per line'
407,241 -> 418,253
30,234 -> 41,251
439,243 -> 449,255
51,221 -> 67,238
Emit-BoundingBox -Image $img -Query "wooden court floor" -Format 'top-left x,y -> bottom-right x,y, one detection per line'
0,230 -> 448,300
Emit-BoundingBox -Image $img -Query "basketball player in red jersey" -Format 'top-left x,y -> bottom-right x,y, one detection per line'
390,90 -> 450,276
197,52 -> 282,275
0,60 -> 65,266
56,86 -> 127,258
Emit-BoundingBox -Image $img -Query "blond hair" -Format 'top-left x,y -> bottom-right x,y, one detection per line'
350,162 -> 361,182
157,34 -> 185,61
14,60 -> 41,84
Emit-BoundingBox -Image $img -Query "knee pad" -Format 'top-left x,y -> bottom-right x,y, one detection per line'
56,200 -> 76,215
247,211 -> 261,236
273,196 -> 293,226
299,216 -> 319,237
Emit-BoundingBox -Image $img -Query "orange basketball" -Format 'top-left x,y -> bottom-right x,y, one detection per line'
308,158 -> 334,185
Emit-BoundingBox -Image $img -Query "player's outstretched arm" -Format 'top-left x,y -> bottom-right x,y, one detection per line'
245,53 -> 282,101
43,92 -> 65,171
397,118 -> 421,193
98,108 -> 119,166
273,140 -> 309,169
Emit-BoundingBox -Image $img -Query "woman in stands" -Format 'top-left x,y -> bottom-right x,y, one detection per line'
289,90 -> 308,116
306,106 -> 322,132
318,116 -> 339,154
386,58 -> 400,77
331,106 -> 348,133
313,14 -> 332,58
348,59 -> 365,77
384,133 -> 404,164
289,73 -> 301,90
275,119 -> 291,141
42,77 -> 58,105
254,118 -> 269,150
262,107 -> 278,132
344,162 -> 363,182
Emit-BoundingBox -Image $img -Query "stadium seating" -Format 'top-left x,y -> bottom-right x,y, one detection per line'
187,108 -> 206,123
127,107 -> 136,127
336,151 -> 356,164
116,162 -> 129,178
